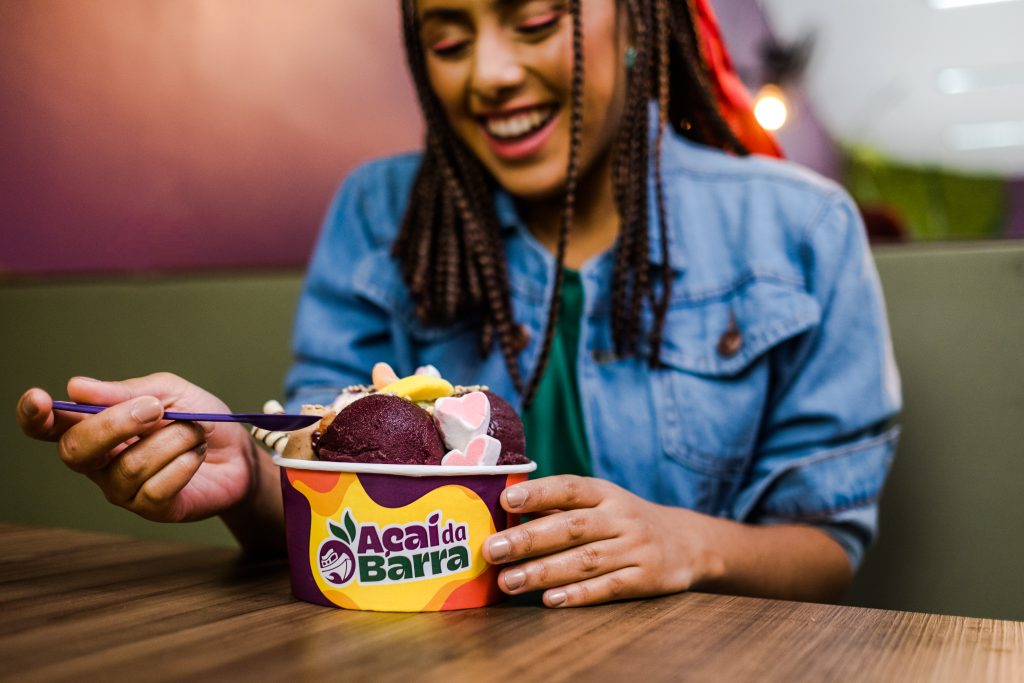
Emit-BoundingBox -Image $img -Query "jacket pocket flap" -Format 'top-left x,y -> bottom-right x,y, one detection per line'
655,277 -> 821,377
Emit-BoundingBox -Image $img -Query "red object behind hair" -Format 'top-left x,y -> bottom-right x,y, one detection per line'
693,0 -> 784,158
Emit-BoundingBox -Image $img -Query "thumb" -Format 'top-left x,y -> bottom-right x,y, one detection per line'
66,372 -> 187,407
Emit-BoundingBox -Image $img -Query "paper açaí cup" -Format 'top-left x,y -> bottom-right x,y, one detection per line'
274,455 -> 536,612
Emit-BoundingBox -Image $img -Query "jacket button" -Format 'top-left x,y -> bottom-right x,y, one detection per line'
717,326 -> 742,357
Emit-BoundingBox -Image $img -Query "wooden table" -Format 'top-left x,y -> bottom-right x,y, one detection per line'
1,524 -> 1021,682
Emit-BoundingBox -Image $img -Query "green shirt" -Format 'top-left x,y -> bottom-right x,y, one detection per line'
521,268 -> 592,478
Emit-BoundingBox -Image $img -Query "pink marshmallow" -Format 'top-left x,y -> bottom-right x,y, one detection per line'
441,434 -> 502,467
434,391 -> 490,451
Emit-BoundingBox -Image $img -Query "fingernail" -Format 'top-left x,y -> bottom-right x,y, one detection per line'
547,590 -> 568,607
130,397 -> 163,423
196,442 -> 208,457
74,376 -> 100,383
505,486 -> 528,509
488,536 -> 511,561
21,397 -> 38,417
503,569 -> 526,591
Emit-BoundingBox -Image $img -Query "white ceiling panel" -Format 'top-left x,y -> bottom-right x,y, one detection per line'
758,0 -> 1024,175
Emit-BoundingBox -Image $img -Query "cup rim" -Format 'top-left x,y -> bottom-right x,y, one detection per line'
273,455 -> 536,477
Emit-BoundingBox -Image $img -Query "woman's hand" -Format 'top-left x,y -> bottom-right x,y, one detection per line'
15,374 -> 281,541
482,475 -> 718,608
483,475 -> 854,607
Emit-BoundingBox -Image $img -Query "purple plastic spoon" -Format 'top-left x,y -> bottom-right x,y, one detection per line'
51,401 -> 320,432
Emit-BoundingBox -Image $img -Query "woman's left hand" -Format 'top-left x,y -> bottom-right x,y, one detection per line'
483,475 -> 717,607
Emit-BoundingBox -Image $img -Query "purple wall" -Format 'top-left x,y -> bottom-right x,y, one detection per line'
2,1 -> 1017,277
1,0 -> 421,275
1007,180 -> 1024,239
712,0 -> 842,181
0,0 -> 850,277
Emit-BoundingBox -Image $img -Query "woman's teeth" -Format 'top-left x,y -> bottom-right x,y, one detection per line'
484,108 -> 553,140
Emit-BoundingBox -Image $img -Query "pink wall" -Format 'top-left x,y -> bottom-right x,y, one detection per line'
8,1 -> 1011,276
1,0 -> 422,275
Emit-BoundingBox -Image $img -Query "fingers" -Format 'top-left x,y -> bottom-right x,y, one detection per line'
92,420 -> 206,507
67,373 -> 185,407
17,388 -> 84,442
119,446 -> 207,522
541,567 -> 649,608
494,533 -> 656,607
500,475 -> 608,514
484,507 -> 611,564
58,396 -> 165,472
496,538 -> 625,593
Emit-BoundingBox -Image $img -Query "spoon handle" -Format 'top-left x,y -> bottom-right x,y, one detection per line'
51,401 -> 320,432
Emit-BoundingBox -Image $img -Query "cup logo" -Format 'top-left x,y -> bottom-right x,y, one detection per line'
317,508 -> 471,588
318,510 -> 358,586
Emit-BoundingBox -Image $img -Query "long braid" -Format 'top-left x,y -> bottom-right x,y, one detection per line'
628,0 -> 656,356
618,0 -> 652,357
648,0 -> 673,366
398,0 -> 525,390
520,0 -> 584,408
668,0 -> 748,154
395,0 -> 752,404
434,138 -> 525,389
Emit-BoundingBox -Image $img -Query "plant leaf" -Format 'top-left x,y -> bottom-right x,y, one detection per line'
329,521 -> 348,543
344,510 -> 357,541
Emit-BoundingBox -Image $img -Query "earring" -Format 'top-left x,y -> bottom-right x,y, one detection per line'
625,46 -> 637,70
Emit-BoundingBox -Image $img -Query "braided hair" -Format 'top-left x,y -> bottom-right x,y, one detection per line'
394,0 -> 749,408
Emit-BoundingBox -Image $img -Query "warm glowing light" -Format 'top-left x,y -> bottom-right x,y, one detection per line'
754,84 -> 788,131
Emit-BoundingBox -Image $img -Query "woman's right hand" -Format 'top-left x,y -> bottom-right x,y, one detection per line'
15,373 -> 280,532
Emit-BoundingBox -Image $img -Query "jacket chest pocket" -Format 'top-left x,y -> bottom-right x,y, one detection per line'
649,276 -> 820,513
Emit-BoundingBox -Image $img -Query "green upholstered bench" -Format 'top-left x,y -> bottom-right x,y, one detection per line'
1,272 -> 303,548
3,242 -> 1023,618
848,243 -> 1024,620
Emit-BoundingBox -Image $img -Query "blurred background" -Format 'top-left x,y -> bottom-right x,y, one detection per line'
2,1 -> 1022,619
2,0 -> 1022,276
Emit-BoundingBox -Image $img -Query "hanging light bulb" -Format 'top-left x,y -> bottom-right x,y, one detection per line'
754,83 -> 789,131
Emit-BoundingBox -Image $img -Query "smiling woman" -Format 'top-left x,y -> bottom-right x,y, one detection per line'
417,0 -> 626,200
17,0 -> 901,611
396,0 -> 772,404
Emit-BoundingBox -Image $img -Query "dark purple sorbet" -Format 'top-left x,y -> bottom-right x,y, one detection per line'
484,391 -> 528,463
317,394 -> 446,465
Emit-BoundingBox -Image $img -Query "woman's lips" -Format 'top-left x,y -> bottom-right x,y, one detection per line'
478,106 -> 559,161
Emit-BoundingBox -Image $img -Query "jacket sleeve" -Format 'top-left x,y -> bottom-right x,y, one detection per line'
731,190 -> 902,570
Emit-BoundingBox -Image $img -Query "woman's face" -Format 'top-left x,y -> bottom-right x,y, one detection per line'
416,0 -> 629,201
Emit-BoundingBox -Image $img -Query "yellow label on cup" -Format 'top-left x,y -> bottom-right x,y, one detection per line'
291,473 -> 498,612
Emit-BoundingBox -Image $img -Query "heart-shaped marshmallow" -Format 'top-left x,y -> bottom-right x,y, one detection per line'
434,391 -> 490,451
441,434 -> 502,467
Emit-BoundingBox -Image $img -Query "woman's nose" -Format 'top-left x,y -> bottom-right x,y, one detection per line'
471,31 -> 526,99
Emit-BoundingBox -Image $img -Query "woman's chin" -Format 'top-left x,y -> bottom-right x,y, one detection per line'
494,171 -> 568,204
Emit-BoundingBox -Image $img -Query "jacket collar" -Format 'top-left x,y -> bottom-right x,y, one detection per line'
491,123 -> 690,275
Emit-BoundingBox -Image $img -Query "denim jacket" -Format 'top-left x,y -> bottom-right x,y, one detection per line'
285,130 -> 901,569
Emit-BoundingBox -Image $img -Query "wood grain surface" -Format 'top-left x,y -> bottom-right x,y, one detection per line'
0,523 -> 1021,682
